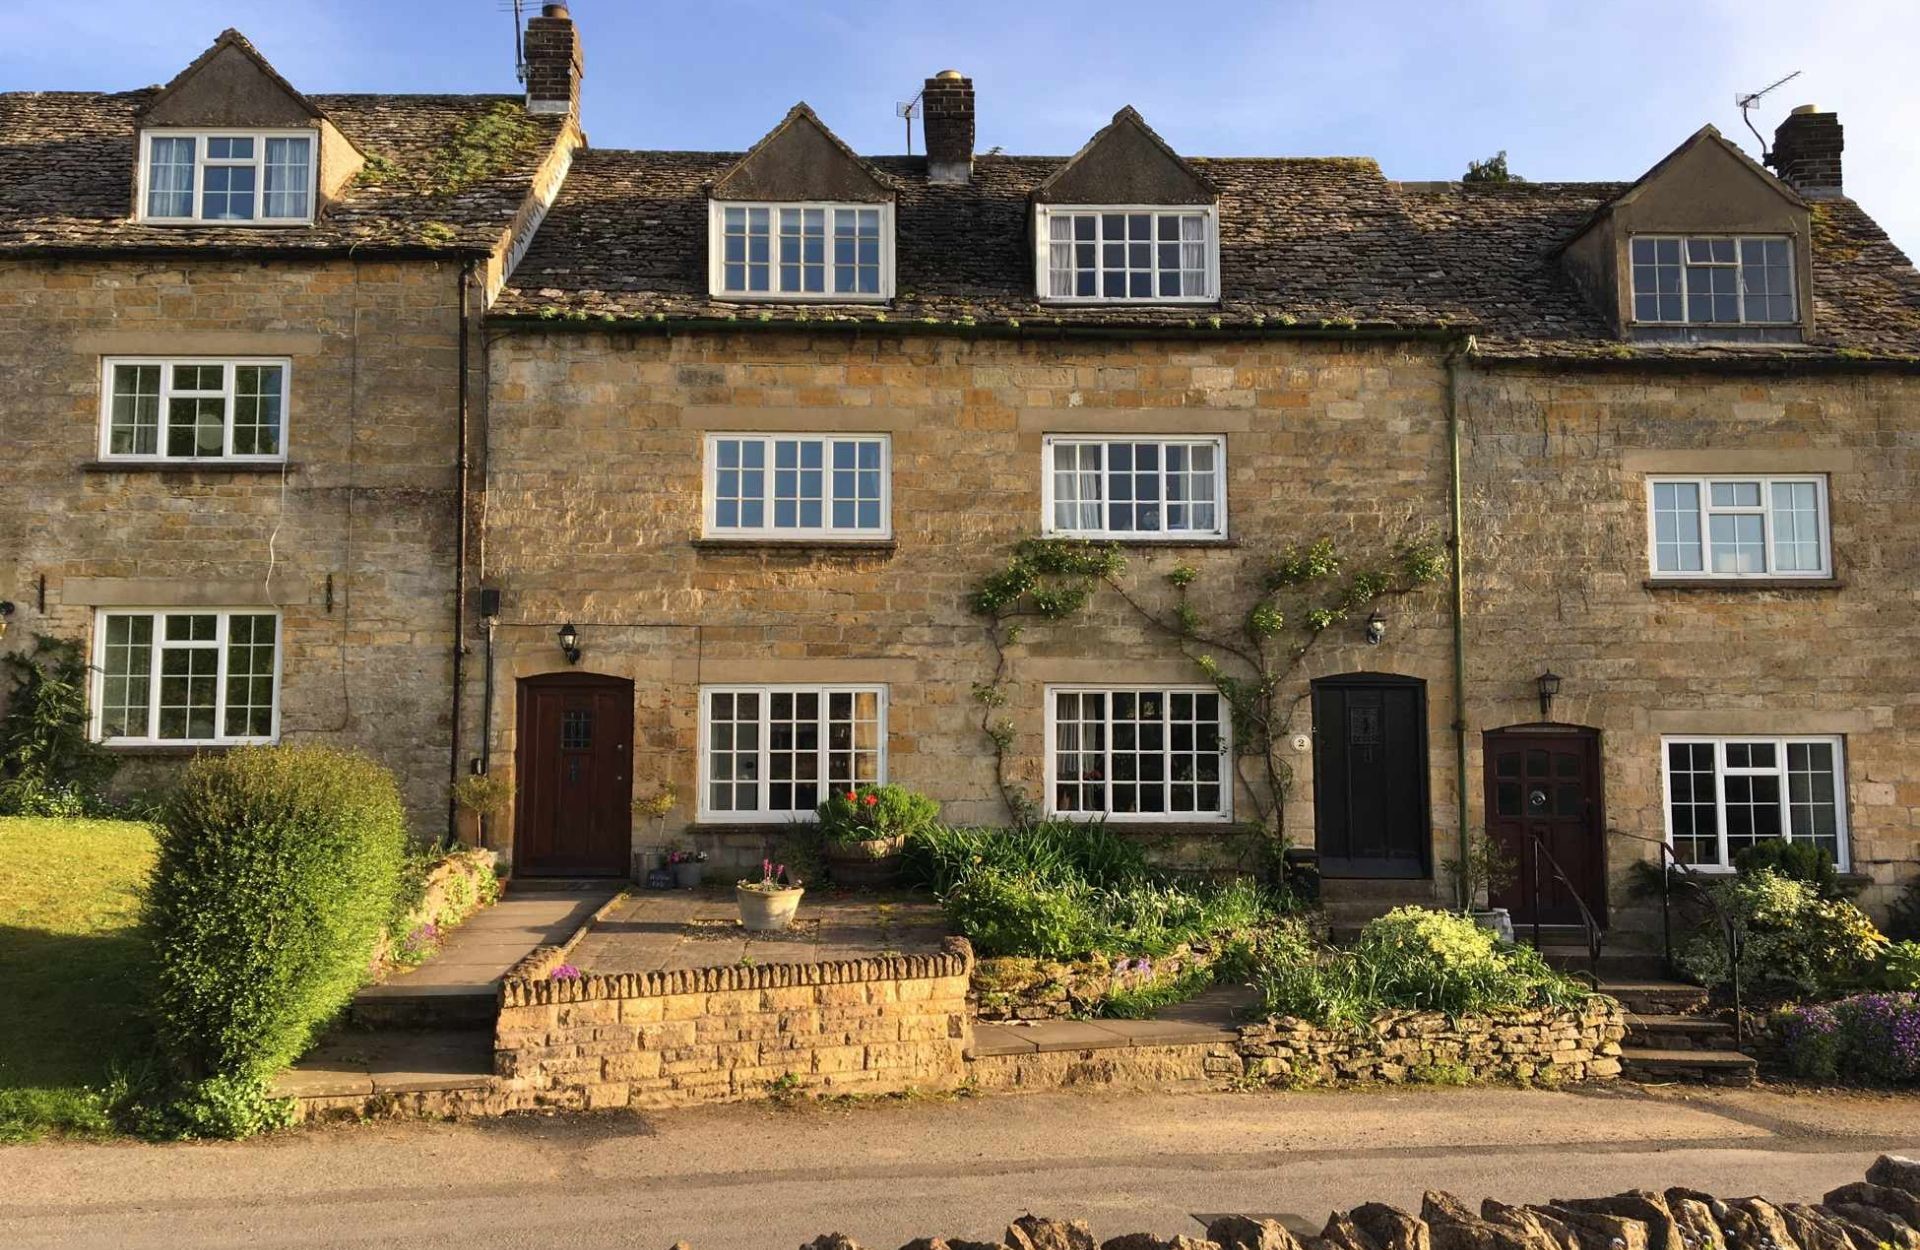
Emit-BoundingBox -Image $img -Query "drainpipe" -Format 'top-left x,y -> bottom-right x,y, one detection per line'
448,261 -> 476,845
1446,337 -> 1477,910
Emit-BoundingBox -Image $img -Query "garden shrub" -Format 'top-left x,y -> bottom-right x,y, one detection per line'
145,745 -> 407,1137
1878,941 -> 1920,992
941,866 -> 1099,959
1887,876 -> 1920,943
1732,839 -> 1846,898
902,820 -> 1150,894
1253,907 -> 1590,1026
1677,869 -> 1887,996
0,635 -> 118,816
1780,993 -> 1920,1083
817,783 -> 940,845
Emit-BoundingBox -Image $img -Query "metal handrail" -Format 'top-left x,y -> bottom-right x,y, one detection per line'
1613,829 -> 1745,1049
1523,830 -> 1606,986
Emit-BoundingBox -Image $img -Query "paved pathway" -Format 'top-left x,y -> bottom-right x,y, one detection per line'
7,1085 -> 1919,1249
568,887 -> 950,974
380,880 -> 621,991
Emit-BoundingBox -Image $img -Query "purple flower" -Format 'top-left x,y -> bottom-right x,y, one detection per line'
549,963 -> 582,981
1134,958 -> 1153,974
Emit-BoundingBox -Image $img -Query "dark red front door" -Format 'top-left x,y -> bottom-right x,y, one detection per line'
1484,727 -> 1606,926
514,673 -> 634,877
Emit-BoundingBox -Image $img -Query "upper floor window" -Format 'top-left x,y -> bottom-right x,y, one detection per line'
1647,475 -> 1829,579
1042,435 -> 1226,540
1664,736 -> 1846,870
1630,236 -> 1795,325
1037,206 -> 1217,302
100,358 -> 289,461
92,608 -> 280,745
704,434 -> 889,539
708,203 -> 893,300
139,130 -> 315,224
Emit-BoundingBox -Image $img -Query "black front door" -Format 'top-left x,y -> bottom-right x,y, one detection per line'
1312,674 -> 1430,879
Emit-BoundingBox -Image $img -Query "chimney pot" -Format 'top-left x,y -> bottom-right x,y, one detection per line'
921,71 -> 975,185
524,4 -> 583,116
1768,106 -> 1843,196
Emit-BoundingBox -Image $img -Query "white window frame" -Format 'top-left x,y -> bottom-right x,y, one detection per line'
1044,684 -> 1233,824
1040,434 -> 1228,540
1644,475 -> 1830,579
98,357 -> 292,463
1033,204 -> 1220,305
702,433 -> 892,540
705,201 -> 896,302
1659,735 -> 1849,872
1628,234 -> 1798,326
696,684 -> 889,824
135,129 -> 318,225
89,608 -> 283,746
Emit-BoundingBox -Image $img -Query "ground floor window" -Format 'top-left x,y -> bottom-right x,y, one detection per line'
700,684 -> 885,822
92,608 -> 280,744
1662,735 -> 1847,869
1047,686 -> 1229,821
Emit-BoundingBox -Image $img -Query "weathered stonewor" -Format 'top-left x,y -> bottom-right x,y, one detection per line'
972,947 -> 1208,1022
751,1155 -> 1920,1250
494,936 -> 975,1111
1234,1000 -> 1626,1086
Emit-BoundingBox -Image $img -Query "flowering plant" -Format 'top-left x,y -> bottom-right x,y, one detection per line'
815,783 -> 940,846
739,858 -> 801,893
548,963 -> 582,981
665,848 -> 707,866
1780,992 -> 1920,1083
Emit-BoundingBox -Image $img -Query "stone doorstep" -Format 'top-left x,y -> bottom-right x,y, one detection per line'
273,1029 -> 495,1103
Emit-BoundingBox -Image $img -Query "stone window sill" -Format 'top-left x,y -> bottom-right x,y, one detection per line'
101,743 -> 242,758
1099,538 -> 1240,550
691,538 -> 897,555
1644,577 -> 1843,592
81,460 -> 300,475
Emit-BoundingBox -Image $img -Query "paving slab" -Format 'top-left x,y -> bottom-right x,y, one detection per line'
273,1030 -> 492,1100
570,888 -> 951,976
380,882 -> 620,991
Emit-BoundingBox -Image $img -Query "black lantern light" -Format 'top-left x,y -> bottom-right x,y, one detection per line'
1364,609 -> 1387,646
557,622 -> 582,665
1536,669 -> 1562,720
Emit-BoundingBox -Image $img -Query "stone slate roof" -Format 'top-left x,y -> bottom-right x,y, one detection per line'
0,90 -> 569,255
495,148 -> 1920,363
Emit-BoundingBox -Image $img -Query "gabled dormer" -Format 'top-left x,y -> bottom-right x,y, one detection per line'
706,104 -> 895,302
1560,125 -> 1812,344
1032,107 -> 1220,304
133,30 -> 363,226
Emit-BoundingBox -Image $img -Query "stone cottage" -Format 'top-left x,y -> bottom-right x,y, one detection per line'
4,6 -> 1916,936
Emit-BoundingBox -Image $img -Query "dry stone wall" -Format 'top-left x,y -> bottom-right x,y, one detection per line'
494,936 -> 975,1110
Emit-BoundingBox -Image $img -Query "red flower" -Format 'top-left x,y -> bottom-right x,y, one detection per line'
864,793 -> 879,807
846,790 -> 858,802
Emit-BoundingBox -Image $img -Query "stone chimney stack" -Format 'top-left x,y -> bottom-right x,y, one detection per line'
922,70 -> 975,185
524,3 -> 583,116
1768,105 -> 1843,196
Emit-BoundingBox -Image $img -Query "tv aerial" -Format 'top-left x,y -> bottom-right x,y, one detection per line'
1735,69 -> 1801,157
896,92 -> 922,155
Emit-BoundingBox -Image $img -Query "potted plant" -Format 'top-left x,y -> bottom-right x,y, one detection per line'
451,772 -> 513,850
667,846 -> 707,888
737,859 -> 804,931
633,783 -> 678,870
816,783 -> 939,888
1443,831 -> 1519,942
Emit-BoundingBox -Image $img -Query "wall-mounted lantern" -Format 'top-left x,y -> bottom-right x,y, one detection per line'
1537,669 -> 1562,720
0,601 -> 12,642
1364,610 -> 1387,646
557,622 -> 581,666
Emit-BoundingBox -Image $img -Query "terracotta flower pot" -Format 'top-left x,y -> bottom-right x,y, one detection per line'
822,835 -> 906,888
737,884 -> 805,931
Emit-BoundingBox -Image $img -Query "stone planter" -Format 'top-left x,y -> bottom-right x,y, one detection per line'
737,884 -> 805,931
1469,907 -> 1514,943
673,860 -> 704,888
822,835 -> 906,888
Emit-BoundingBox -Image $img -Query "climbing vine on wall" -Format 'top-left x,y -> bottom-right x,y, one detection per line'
968,535 -> 1446,851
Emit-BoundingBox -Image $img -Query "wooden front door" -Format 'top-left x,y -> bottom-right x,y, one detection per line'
513,673 -> 634,877
1312,674 -> 1431,879
1484,727 -> 1606,927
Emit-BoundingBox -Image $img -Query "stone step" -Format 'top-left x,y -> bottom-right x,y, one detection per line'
274,1028 -> 499,1120
1619,1045 -> 1756,1086
349,983 -> 497,1030
1626,1012 -> 1736,1050
1598,978 -> 1710,1016
1539,946 -> 1668,979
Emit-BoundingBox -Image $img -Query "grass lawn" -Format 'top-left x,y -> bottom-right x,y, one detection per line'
0,816 -> 156,1141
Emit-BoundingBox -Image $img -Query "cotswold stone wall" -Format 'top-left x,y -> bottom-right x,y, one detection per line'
761,1155 -> 1920,1250
0,256 -> 469,832
972,948 -> 1211,1022
494,937 -> 975,1110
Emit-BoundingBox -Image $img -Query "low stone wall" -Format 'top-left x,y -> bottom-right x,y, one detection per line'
370,848 -> 501,972
494,938 -> 975,1111
972,947 -> 1207,1022
1236,999 -> 1626,1085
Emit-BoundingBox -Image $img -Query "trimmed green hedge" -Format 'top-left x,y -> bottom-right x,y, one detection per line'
144,745 -> 406,1136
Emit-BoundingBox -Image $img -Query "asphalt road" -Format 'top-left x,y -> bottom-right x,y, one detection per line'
4,1084 -> 1918,1249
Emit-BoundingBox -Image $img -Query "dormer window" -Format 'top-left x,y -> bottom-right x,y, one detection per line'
1630,236 -> 1796,325
138,130 -> 316,224
1037,206 -> 1217,303
708,203 -> 892,300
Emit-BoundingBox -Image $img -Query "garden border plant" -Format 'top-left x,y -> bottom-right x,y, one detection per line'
0,634 -> 119,817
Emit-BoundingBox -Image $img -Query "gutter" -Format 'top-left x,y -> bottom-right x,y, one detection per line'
448,260 -> 475,845
1445,337 -> 1478,909
484,315 -> 1476,345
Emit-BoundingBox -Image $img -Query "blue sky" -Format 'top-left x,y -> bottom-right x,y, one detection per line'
3,1 -> 1915,254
